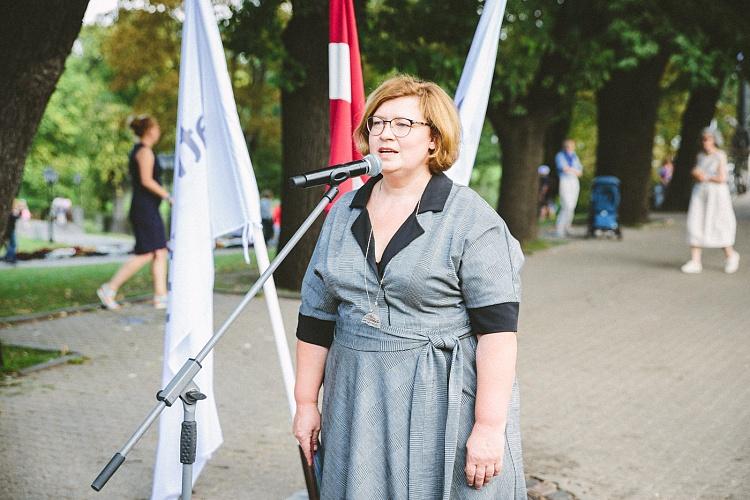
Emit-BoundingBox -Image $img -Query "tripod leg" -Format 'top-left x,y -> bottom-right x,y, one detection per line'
180,389 -> 205,500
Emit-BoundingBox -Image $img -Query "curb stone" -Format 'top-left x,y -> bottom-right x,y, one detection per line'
0,294 -> 153,329
526,475 -> 577,500
17,351 -> 84,376
0,290 -> 301,329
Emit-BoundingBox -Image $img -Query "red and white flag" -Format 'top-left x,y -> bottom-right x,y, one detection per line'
328,0 -> 366,206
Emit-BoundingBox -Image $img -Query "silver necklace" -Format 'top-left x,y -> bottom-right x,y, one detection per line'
361,181 -> 421,329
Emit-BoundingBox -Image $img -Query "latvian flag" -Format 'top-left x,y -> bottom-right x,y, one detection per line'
328,0 -> 366,206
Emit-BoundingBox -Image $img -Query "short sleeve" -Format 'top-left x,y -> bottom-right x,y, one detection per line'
459,217 -> 524,334
555,152 -> 565,175
296,210 -> 341,348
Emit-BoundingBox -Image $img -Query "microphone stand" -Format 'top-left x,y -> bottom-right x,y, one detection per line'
91,182 -> 340,500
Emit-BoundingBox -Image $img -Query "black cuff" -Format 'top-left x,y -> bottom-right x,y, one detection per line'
467,302 -> 519,334
296,313 -> 335,348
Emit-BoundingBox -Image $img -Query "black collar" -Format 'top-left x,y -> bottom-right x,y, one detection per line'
349,171 -> 453,213
349,172 -> 453,277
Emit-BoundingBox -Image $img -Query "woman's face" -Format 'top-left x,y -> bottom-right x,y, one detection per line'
701,133 -> 715,151
146,123 -> 162,143
368,96 -> 434,176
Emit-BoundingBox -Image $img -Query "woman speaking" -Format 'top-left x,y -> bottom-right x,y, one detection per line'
293,75 -> 526,499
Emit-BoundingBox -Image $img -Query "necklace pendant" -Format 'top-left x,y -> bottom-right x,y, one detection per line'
361,311 -> 382,329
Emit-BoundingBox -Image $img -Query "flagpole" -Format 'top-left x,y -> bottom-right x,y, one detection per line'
92,183 -> 342,495
251,227 -> 296,415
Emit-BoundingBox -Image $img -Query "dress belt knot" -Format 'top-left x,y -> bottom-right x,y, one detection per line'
427,333 -> 458,350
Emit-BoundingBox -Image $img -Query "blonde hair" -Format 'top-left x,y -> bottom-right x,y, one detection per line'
354,75 -> 461,174
701,127 -> 723,148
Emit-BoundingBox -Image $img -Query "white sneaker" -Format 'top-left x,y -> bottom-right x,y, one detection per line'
153,294 -> 168,310
725,252 -> 740,274
681,260 -> 703,274
97,284 -> 121,310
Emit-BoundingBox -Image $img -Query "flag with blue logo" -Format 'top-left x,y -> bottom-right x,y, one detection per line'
151,0 -> 267,497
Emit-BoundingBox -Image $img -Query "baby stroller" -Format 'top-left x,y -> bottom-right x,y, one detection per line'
587,176 -> 622,239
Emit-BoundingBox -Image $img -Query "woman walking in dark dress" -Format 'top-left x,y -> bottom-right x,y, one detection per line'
293,75 -> 526,499
97,115 -> 171,310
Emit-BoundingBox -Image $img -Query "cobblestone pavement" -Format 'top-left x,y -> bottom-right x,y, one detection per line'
1,195 -> 749,499
519,195 -> 750,499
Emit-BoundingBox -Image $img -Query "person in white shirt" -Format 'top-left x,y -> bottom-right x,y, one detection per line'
555,139 -> 583,237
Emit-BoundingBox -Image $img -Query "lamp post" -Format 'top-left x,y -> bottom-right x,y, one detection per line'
731,53 -> 749,195
158,153 -> 175,236
73,172 -> 84,225
43,166 -> 58,243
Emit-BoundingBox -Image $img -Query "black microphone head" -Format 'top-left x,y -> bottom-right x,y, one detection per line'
364,153 -> 382,177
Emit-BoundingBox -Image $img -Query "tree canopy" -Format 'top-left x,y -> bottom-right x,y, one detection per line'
8,0 -> 750,253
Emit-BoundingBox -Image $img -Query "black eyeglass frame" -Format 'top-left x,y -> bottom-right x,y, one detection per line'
366,116 -> 432,138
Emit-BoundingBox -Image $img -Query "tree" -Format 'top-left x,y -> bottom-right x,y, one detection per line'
0,0 -> 89,241
595,52 -> 671,224
593,0 -> 750,222
486,0 -> 609,241
661,0 -> 750,210
662,65 -> 729,211
101,1 -> 182,150
21,26 -> 133,219
222,0 -> 286,193
587,1 -> 675,224
224,0 -> 330,290
276,0 -> 330,290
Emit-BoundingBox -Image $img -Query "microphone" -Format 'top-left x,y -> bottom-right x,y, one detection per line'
289,154 -> 382,188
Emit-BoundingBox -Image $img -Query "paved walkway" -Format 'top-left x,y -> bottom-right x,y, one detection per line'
1,220 -> 135,270
1,195 -> 749,499
15,219 -> 135,249
2,220 -> 258,270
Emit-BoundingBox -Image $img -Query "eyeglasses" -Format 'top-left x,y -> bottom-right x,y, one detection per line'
366,116 -> 431,138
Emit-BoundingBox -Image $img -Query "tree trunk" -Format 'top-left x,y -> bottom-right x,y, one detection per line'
275,0 -> 330,291
0,1 -> 89,241
484,0 -> 581,245
662,78 -> 726,211
595,51 -> 670,225
488,111 -> 550,244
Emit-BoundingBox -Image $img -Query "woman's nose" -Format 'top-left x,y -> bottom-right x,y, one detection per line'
379,121 -> 397,140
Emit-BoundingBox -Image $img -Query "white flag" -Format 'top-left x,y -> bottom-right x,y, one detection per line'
151,0 -> 267,498
447,0 -> 507,186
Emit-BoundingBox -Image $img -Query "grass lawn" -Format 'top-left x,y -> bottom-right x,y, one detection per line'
0,263 -> 153,317
0,344 -> 64,374
214,251 -> 264,293
522,238 -> 563,254
1,230 -> 569,319
0,250 -> 267,319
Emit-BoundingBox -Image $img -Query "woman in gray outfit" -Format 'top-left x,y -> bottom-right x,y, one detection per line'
293,75 -> 526,499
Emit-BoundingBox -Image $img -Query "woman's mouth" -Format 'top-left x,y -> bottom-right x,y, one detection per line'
378,148 -> 398,156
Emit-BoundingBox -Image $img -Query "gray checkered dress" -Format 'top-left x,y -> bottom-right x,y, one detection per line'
299,174 -> 526,499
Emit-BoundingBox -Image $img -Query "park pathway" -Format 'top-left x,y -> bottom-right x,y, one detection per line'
1,194 -> 749,499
